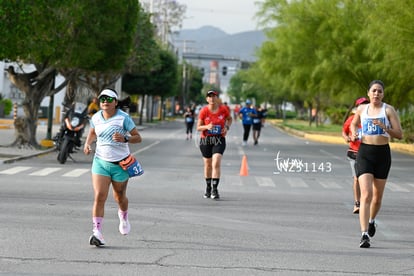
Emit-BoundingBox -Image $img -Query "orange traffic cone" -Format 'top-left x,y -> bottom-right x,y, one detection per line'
240,155 -> 249,176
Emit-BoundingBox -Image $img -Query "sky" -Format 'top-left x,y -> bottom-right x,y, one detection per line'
176,0 -> 263,34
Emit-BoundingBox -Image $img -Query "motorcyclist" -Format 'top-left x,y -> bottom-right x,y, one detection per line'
54,102 -> 86,149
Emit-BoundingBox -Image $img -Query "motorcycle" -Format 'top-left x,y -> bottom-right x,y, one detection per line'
54,102 -> 88,164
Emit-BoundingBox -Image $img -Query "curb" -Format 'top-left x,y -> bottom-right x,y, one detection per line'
1,147 -> 56,164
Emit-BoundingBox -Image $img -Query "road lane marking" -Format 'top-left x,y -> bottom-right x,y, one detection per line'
318,179 -> 342,189
168,128 -> 184,139
133,141 -> 160,155
286,177 -> 308,188
62,169 -> 90,177
255,176 -> 276,187
29,168 -> 62,176
0,166 -> 32,174
386,181 -> 410,192
225,175 -> 242,186
319,149 -> 343,161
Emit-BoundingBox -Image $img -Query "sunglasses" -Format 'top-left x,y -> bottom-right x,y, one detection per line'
99,96 -> 115,103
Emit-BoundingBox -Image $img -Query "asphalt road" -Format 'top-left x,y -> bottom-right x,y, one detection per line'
0,120 -> 413,275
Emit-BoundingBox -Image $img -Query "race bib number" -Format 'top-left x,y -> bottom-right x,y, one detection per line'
185,117 -> 194,123
126,159 -> 144,177
208,125 -> 222,135
253,118 -> 261,124
119,155 -> 144,178
362,118 -> 385,135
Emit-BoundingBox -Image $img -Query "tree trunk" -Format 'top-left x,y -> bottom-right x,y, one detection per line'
138,94 -> 145,126
159,96 -> 164,121
12,117 -> 30,148
63,79 -> 77,109
6,66 -> 56,149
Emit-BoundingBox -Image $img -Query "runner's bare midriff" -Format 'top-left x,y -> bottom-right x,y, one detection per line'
361,135 -> 389,145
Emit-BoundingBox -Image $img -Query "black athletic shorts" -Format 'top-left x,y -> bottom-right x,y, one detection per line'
356,143 -> 391,179
252,124 -> 262,131
199,136 -> 226,158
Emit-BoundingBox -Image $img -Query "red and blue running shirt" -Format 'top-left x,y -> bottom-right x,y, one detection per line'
198,105 -> 230,138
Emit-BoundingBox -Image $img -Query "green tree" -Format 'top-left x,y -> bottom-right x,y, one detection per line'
365,0 -> 414,108
255,0 -> 384,124
180,64 -> 203,106
0,0 -> 140,148
227,72 -> 245,104
122,48 -> 179,123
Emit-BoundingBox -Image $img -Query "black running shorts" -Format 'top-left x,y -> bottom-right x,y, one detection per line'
252,124 -> 262,131
356,143 -> 391,179
199,136 -> 226,158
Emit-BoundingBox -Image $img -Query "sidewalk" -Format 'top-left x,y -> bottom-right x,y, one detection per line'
0,119 -> 58,164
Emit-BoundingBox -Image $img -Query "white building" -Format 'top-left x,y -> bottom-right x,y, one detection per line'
181,52 -> 241,104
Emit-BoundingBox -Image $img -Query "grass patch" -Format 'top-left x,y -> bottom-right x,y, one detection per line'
271,119 -> 342,136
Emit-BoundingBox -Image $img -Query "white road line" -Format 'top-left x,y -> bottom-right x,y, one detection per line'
29,168 -> 62,176
0,166 -> 32,175
225,175 -> 243,186
62,169 -> 90,177
286,177 -> 309,188
318,179 -> 342,189
255,176 -> 276,187
386,181 -> 410,192
132,141 -> 160,155
319,149 -> 343,161
167,129 -> 184,139
238,146 -> 245,156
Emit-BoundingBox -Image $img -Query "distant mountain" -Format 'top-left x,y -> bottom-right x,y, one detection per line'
173,26 -> 267,62
175,26 -> 228,41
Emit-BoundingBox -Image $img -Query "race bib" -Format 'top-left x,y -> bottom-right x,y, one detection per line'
245,116 -> 252,122
185,117 -> 194,123
208,125 -> 222,135
119,155 -> 144,178
362,118 -> 385,135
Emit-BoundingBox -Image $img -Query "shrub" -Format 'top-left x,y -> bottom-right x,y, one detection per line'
325,106 -> 348,125
3,99 -> 12,115
0,96 -> 13,116
400,111 -> 414,143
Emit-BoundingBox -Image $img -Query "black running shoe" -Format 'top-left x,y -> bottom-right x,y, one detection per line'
211,189 -> 220,200
204,186 -> 211,198
368,221 -> 376,237
359,234 -> 370,248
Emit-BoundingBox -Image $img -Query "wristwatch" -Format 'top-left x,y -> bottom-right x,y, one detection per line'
124,136 -> 129,143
